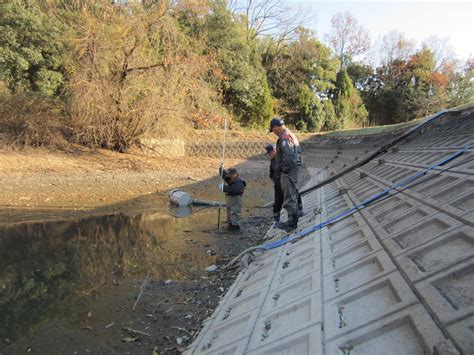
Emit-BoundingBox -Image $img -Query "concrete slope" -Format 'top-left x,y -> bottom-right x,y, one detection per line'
186,107 -> 474,355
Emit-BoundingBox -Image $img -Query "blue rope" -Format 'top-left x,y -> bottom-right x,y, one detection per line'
262,143 -> 474,251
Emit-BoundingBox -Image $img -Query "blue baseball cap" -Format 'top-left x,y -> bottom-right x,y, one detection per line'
269,118 -> 284,132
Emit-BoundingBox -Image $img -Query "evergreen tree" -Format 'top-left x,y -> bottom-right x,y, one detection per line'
332,69 -> 368,128
0,0 -> 65,95
265,28 -> 338,131
203,0 -> 273,126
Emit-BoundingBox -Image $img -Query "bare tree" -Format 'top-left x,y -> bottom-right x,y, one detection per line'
422,35 -> 457,71
324,11 -> 371,69
229,0 -> 309,41
379,30 -> 415,65
228,0 -> 311,72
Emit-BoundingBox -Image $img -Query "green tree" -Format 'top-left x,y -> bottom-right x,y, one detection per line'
203,0 -> 273,126
364,48 -> 452,124
447,58 -> 474,106
0,0 -> 64,95
265,27 -> 338,131
322,99 -> 338,130
295,84 -> 324,131
332,69 -> 368,128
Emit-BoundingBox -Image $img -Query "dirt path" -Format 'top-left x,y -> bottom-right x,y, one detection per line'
0,147 -> 246,217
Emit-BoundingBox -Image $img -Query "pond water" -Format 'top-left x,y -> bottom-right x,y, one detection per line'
0,198 -> 219,350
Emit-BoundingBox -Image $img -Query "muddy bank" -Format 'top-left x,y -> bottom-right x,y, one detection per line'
0,150 -> 274,354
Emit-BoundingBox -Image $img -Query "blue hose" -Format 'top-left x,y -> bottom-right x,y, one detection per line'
262,143 -> 473,251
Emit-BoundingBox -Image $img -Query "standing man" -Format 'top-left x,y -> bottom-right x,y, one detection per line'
265,144 -> 303,227
265,144 -> 284,225
269,118 -> 302,232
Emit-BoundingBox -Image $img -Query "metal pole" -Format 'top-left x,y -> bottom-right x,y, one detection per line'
217,117 -> 228,230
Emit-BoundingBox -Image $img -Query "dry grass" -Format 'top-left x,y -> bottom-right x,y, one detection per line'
0,90 -> 67,148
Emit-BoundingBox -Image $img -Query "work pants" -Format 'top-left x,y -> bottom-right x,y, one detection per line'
226,195 -> 243,227
273,180 -> 284,216
274,179 -> 302,217
280,166 -> 300,226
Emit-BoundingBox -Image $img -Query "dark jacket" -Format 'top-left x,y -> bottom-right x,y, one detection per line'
275,128 -> 302,175
269,158 -> 280,182
223,177 -> 246,196
221,169 -> 246,196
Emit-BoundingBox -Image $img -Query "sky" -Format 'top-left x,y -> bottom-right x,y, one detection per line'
290,0 -> 473,61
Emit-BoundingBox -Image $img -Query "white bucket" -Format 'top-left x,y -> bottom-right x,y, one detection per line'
169,189 -> 193,207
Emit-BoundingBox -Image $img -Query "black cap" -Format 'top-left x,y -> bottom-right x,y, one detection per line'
265,144 -> 274,153
269,118 -> 284,132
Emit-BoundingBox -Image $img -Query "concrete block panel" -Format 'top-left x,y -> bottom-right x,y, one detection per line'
194,311 -> 257,354
380,206 -> 434,235
327,201 -> 349,214
357,187 -> 385,202
384,167 -> 417,183
274,257 -> 320,288
247,325 -> 322,355
463,211 -> 474,223
416,259 -> 474,324
324,273 -> 417,341
323,238 -> 381,274
326,190 -> 343,201
350,182 -> 371,194
384,214 -> 463,256
327,205 -> 349,217
275,249 -> 320,274
253,247 -> 283,265
365,195 -> 403,215
446,314 -> 474,354
248,293 -> 321,351
227,272 -> 272,301
301,199 -> 321,215
324,226 -> 374,256
397,226 -> 474,282
465,161 -> 474,172
241,258 -> 279,283
192,338 -> 250,355
213,288 -> 267,324
353,185 -> 380,200
280,235 -> 319,261
327,217 -> 360,236
263,274 -> 320,315
443,151 -> 474,171
324,251 -> 396,301
372,201 -> 415,224
431,178 -> 474,203
450,190 -> 474,212
411,175 -> 460,195
326,305 -> 450,355
187,316 -> 218,354
371,165 -> 397,180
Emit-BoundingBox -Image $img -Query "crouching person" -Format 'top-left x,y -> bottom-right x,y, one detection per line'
220,167 -> 246,231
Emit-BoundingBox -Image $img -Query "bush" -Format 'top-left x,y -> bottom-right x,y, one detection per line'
0,89 -> 66,147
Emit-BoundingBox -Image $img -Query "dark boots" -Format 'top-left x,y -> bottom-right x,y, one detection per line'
286,213 -> 299,232
275,213 -> 299,232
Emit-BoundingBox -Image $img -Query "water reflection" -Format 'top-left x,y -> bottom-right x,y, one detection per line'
170,205 -> 193,218
0,210 -> 214,342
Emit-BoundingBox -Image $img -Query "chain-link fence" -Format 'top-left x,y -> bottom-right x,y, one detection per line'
140,139 -> 272,158
185,141 -> 270,159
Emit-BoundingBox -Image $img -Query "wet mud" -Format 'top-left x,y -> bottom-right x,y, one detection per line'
0,159 -> 274,354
